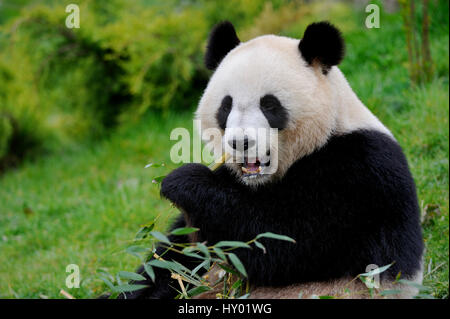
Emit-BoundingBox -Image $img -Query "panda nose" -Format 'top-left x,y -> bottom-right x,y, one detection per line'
229,137 -> 255,151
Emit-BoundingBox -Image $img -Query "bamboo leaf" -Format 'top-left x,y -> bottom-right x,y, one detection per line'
196,242 -> 211,259
171,260 -> 192,274
152,175 -> 166,184
135,223 -> 154,240
143,263 -> 155,282
182,246 -> 197,253
182,246 -> 206,260
218,263 -> 239,276
213,247 -> 227,260
100,276 -> 115,291
215,241 -> 251,249
148,259 -> 174,270
96,268 -> 114,282
117,271 -> 146,282
254,241 -> 266,254
231,279 -> 243,290
192,260 -> 208,276
228,253 -> 247,277
256,232 -> 296,243
170,227 -> 199,235
125,245 -> 149,258
379,289 -> 402,296
187,286 -> 211,298
145,162 -> 165,168
114,284 -> 148,293
359,263 -> 393,277
150,231 -> 171,244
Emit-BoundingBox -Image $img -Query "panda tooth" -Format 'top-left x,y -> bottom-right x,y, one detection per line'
241,167 -> 249,174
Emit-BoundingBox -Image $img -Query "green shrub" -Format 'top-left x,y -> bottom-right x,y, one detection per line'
0,0 -> 286,167
1,0 -> 444,172
0,115 -> 13,159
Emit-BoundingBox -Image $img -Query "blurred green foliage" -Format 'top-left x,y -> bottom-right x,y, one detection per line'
0,0 -> 286,168
0,114 -> 13,158
5,0 -> 429,168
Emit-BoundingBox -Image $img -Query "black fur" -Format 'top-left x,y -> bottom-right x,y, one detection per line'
260,94 -> 289,130
205,21 -> 240,70
126,130 -> 423,298
299,21 -> 345,74
216,95 -> 233,130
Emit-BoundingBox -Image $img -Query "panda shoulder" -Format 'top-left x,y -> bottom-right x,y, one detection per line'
325,129 -> 412,179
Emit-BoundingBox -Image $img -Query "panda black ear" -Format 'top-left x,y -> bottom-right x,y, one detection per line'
205,21 -> 240,70
298,21 -> 345,74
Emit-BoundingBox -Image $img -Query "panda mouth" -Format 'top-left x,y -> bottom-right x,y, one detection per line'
241,157 -> 269,177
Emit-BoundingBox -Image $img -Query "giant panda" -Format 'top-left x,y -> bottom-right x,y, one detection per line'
124,21 -> 424,299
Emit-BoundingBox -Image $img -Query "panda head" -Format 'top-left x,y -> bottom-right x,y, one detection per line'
195,21 -> 370,186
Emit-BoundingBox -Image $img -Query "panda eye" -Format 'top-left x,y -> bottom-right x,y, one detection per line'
222,96 -> 232,111
216,95 -> 233,130
260,95 -> 280,111
259,94 -> 289,130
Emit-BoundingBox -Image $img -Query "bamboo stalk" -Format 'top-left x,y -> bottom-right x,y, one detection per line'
402,1 -> 415,83
60,289 -> 75,299
171,273 -> 188,297
410,0 -> 421,82
208,152 -> 231,171
421,0 -> 433,82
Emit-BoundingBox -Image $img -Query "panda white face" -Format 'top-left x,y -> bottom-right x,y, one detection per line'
196,22 -> 389,186
197,35 -> 335,186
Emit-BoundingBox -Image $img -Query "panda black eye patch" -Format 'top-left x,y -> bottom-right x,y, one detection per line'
216,95 -> 233,130
260,94 -> 289,130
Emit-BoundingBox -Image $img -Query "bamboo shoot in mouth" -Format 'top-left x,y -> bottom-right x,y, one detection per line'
208,153 -> 231,171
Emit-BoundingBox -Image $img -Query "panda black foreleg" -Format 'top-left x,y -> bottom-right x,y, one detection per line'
159,163 -> 300,287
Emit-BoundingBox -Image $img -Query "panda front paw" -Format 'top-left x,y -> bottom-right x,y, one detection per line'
160,163 -> 213,209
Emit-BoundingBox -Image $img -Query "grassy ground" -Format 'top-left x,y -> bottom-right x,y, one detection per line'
0,113 -> 191,298
0,6 -> 448,298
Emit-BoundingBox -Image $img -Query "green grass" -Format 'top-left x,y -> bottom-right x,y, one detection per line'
0,113 -> 192,298
342,10 -> 449,298
0,4 -> 448,298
